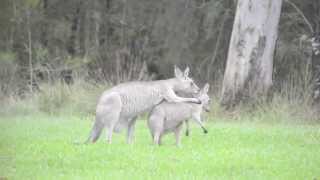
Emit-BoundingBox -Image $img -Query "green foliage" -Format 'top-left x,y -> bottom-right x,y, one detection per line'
0,51 -> 16,63
25,0 -> 40,8
0,0 -> 13,28
0,114 -> 319,179
34,45 -> 49,63
1,73 -> 317,122
1,0 -> 318,102
36,83 -> 71,114
35,80 -> 107,115
0,79 -> 108,116
64,56 -> 91,68
0,52 -> 19,97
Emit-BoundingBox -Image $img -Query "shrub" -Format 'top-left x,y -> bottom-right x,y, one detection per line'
0,51 -> 19,98
36,79 -> 108,115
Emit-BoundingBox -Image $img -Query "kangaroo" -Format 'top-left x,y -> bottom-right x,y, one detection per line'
86,66 -> 201,144
148,83 -> 211,146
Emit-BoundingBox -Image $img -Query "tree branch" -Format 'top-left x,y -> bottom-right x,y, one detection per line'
285,0 -> 314,34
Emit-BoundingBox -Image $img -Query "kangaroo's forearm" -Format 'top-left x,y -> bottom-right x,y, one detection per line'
168,97 -> 200,104
181,97 -> 201,104
164,89 -> 200,104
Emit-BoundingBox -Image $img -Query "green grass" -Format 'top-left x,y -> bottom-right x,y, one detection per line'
0,113 -> 320,179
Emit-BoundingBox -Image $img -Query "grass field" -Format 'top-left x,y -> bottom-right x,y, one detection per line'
0,113 -> 320,179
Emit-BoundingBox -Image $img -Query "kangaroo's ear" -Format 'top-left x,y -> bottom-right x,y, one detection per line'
184,66 -> 190,77
174,65 -> 183,79
202,83 -> 210,93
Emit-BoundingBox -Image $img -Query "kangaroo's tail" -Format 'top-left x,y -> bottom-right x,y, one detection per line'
85,119 -> 104,144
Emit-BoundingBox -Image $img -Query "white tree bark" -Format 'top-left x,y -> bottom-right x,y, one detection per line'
221,0 -> 283,107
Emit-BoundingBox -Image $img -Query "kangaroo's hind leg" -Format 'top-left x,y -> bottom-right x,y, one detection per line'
153,131 -> 161,145
97,92 -> 122,144
148,112 -> 164,146
174,124 -> 183,147
105,111 -> 122,144
185,120 -> 190,136
127,116 -> 137,144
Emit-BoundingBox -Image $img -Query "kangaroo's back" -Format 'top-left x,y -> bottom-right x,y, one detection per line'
101,80 -> 166,117
152,102 -> 195,122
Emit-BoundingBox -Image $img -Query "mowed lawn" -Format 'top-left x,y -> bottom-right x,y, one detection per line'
0,113 -> 320,179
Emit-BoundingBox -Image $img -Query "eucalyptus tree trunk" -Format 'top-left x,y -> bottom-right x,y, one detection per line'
221,0 -> 283,108
311,33 -> 320,104
27,9 -> 33,94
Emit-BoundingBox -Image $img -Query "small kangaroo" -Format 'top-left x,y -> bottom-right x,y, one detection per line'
86,66 -> 201,144
148,83 -> 211,146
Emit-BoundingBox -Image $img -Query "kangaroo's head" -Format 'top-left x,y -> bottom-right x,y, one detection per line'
173,66 -> 200,94
197,83 -> 211,112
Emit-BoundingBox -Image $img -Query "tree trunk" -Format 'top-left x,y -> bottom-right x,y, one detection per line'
311,33 -> 320,104
221,0 -> 283,108
27,9 -> 33,94
309,1 -> 320,105
78,1 -> 86,56
40,0 -> 48,47
67,1 -> 82,56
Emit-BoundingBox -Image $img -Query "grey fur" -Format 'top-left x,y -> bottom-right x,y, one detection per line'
86,66 -> 201,144
148,83 -> 210,146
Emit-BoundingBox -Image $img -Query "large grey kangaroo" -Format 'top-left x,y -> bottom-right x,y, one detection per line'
86,66 -> 201,144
